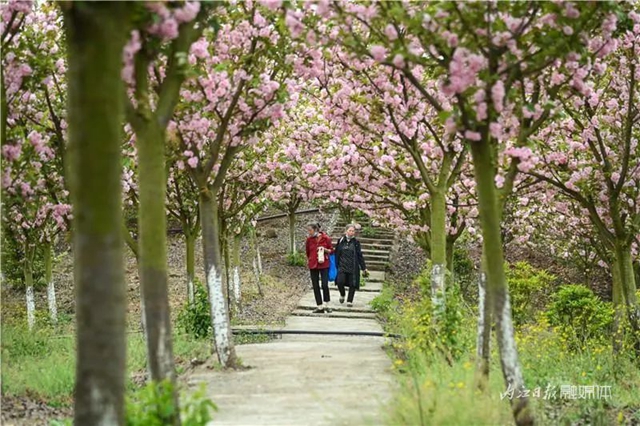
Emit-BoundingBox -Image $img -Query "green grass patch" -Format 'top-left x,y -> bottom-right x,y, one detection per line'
378,264 -> 640,425
1,324 -> 213,407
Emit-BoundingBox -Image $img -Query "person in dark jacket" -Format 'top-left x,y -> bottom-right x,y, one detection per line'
305,222 -> 333,313
334,224 -> 368,307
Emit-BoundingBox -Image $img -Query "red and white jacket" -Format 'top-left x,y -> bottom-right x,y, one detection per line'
305,232 -> 333,270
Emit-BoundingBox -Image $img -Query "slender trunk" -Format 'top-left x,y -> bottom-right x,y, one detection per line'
612,257 -> 624,353
24,254 -> 35,330
615,242 -> 640,355
232,234 -> 242,308
64,4 -> 131,423
137,120 -> 179,417
222,231 -> 232,316
430,190 -> 447,315
446,237 -> 454,274
186,231 -> 196,304
476,255 -> 491,390
288,210 -> 296,255
469,138 -> 533,426
199,187 -> 237,367
43,243 -> 58,324
251,227 -> 264,297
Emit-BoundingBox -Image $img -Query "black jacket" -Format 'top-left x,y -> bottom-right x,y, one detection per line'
334,236 -> 366,289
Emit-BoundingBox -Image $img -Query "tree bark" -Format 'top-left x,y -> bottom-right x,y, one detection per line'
137,120 -> 179,416
288,210 -> 296,255
614,242 -> 640,355
63,3 -> 131,423
199,187 -> 237,367
185,231 -> 196,304
232,233 -> 242,308
23,251 -> 35,330
430,190 -> 447,315
43,243 -> 57,324
612,257 -> 624,353
469,138 -> 533,426
475,255 -> 492,390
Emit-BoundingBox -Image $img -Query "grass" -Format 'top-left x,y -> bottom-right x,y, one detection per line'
1,322 -> 213,407
375,278 -> 640,426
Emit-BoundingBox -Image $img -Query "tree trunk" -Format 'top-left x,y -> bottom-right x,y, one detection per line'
199,187 -> 237,367
288,210 -> 296,255
186,231 -> 196,304
250,226 -> 264,297
232,233 -> 242,308
446,237 -> 455,274
43,243 -> 57,324
430,190 -> 447,315
469,138 -> 533,426
612,257 -> 624,353
475,255 -> 492,390
137,120 -> 179,420
64,3 -> 131,423
24,254 -> 35,330
615,242 -> 640,355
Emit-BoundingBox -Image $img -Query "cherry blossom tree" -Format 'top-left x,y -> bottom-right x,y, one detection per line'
122,3 -> 211,412
531,11 -> 640,352
2,1 -> 70,328
61,2 -> 134,423
306,2 -> 621,423
171,2 -> 297,367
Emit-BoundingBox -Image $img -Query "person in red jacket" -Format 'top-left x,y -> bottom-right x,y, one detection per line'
305,222 -> 334,313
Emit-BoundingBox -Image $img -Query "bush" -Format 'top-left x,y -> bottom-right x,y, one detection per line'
360,226 -> 377,238
371,285 -> 395,316
506,261 -> 555,326
126,380 -> 217,426
177,280 -> 211,339
545,284 -> 614,349
286,251 -> 306,267
0,228 -> 45,288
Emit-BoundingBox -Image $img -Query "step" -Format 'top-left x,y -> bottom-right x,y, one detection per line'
297,305 -> 375,314
291,309 -> 377,320
362,254 -> 390,261
361,248 -> 393,255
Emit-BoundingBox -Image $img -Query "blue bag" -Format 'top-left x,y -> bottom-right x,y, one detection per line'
328,253 -> 337,282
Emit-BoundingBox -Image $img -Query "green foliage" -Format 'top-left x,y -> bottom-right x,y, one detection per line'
360,225 -> 377,238
545,284 -> 614,349
370,284 -> 395,316
0,228 -> 45,288
286,251 -> 306,267
452,247 -> 476,303
177,279 -> 212,340
506,261 -> 555,326
126,380 -> 217,426
391,264 -> 472,362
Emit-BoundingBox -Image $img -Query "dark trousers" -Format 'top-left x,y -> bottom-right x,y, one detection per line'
337,272 -> 356,303
310,268 -> 330,305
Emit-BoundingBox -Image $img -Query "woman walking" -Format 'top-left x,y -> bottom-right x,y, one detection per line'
305,222 -> 333,313
335,224 -> 368,307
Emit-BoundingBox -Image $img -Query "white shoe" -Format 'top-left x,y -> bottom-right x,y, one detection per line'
347,302 -> 353,308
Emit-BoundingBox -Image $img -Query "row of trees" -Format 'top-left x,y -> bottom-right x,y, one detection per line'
2,1 -> 639,425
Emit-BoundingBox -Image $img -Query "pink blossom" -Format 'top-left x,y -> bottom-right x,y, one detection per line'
489,122 -> 503,139
491,80 -> 505,112
159,18 -> 179,40
370,45 -> 387,62
187,156 -> 199,168
2,144 -> 21,162
190,38 -> 209,59
392,54 -> 405,68
562,26 -> 574,36
174,1 -> 200,24
285,11 -> 304,38
385,24 -> 398,41
259,0 -> 282,10
464,130 -> 481,141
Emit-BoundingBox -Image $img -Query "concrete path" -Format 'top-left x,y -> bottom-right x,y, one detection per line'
190,225 -> 395,426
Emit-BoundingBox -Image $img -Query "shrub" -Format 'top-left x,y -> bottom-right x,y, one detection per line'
360,226 -> 377,238
126,380 -> 217,426
286,251 -> 306,267
177,280 -> 211,339
545,284 -> 614,349
371,285 -> 395,316
506,261 -> 555,326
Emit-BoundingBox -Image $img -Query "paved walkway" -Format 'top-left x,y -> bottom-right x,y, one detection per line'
190,222 -> 396,426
